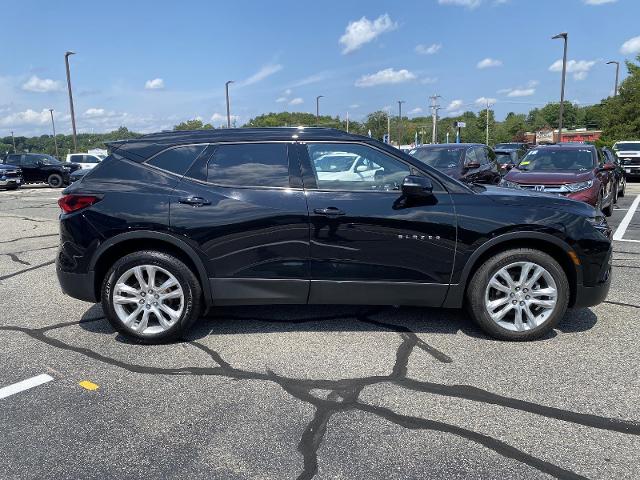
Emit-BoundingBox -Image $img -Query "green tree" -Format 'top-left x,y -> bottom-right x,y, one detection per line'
173,119 -> 213,130
599,55 -> 640,143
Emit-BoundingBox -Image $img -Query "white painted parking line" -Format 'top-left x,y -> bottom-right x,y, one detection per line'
613,195 -> 640,242
0,374 -> 54,400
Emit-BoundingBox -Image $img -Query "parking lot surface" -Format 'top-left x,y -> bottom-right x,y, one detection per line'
1,184 -> 639,480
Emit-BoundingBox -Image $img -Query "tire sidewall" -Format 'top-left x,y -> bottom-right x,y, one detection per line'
101,251 -> 200,343
47,173 -> 63,188
467,249 -> 570,341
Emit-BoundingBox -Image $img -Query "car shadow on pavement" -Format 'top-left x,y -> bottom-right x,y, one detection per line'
76,303 -> 598,344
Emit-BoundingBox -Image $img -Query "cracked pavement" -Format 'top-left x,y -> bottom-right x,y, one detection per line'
0,184 -> 639,479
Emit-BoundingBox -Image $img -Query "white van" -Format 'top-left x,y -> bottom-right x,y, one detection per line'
65,153 -> 106,170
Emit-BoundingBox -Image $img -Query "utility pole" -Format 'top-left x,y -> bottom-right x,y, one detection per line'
346,111 -> 349,133
387,112 -> 391,144
225,80 -> 234,128
397,100 -> 405,147
49,109 -> 59,158
429,95 -> 441,144
552,33 -> 568,143
316,95 -> 324,125
11,131 -> 16,152
64,51 -> 78,151
606,61 -> 620,97
485,99 -> 491,146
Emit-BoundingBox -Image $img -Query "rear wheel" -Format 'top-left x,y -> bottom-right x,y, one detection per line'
602,191 -> 613,217
101,250 -> 202,343
619,177 -> 626,198
466,248 -> 569,341
47,173 -> 63,188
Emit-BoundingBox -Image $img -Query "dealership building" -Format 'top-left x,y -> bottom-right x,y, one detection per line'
524,128 -> 603,144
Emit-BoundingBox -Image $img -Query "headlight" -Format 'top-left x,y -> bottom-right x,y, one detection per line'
499,179 -> 521,189
63,166 -> 71,171
564,180 -> 593,192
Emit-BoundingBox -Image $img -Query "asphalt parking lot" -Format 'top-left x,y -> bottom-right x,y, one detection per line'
1,184 -> 639,480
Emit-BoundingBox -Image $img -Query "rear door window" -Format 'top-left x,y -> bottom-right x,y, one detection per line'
147,145 -> 207,176
206,143 -> 290,188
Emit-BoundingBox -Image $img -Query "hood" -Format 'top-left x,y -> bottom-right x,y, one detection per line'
478,184 -> 596,217
504,168 -> 593,185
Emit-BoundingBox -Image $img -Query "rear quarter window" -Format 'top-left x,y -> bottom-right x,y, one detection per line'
206,143 -> 289,188
147,145 -> 206,176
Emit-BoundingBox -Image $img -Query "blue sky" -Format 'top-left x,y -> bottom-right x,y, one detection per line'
1,0 -> 640,136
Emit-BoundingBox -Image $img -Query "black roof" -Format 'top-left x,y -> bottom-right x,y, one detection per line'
107,127 -> 371,161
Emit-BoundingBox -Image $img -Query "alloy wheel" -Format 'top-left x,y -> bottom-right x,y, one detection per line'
484,261 -> 558,332
112,265 -> 184,335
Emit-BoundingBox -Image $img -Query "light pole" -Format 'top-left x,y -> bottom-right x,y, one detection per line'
11,131 -> 16,153
606,61 -> 620,97
397,100 -> 405,147
485,99 -> 491,146
316,95 -> 324,125
49,109 -> 59,158
552,32 -> 568,143
225,80 -> 234,128
64,51 -> 78,151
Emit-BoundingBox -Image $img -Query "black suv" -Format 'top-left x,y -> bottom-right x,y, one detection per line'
4,153 -> 80,187
56,128 -> 612,342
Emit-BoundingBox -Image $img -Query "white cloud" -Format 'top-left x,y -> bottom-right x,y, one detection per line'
144,78 -> 165,90
621,35 -> 640,55
477,58 -> 503,69
284,88 -> 293,96
275,96 -> 288,103
583,0 -> 616,4
475,97 -> 497,106
84,108 -> 106,117
210,112 -> 239,125
349,104 -> 360,109
289,97 -> 304,105
409,107 -> 423,114
415,43 -> 442,55
420,76 -> 439,84
438,0 -> 482,9
0,108 -> 53,127
339,14 -> 397,54
446,99 -> 464,111
549,59 -> 597,80
355,68 -> 416,87
290,71 -> 332,87
239,64 -> 283,86
498,80 -> 537,97
21,75 -> 63,93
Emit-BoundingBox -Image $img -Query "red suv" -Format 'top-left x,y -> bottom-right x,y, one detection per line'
500,144 -> 616,216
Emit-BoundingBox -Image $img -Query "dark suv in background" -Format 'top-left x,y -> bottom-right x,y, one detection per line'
408,143 -> 501,184
3,153 -> 81,187
57,128 -> 611,343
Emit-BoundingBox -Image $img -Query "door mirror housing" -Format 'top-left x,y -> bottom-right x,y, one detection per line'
402,175 -> 433,198
355,164 -> 369,173
600,162 -> 616,171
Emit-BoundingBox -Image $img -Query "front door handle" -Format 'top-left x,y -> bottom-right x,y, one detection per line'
179,196 -> 211,207
314,207 -> 346,217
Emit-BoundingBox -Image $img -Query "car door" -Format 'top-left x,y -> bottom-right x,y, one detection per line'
298,141 -> 457,306
18,155 -> 41,182
595,148 -> 613,203
169,142 -> 310,305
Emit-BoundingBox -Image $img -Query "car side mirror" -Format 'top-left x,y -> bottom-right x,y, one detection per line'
464,160 -> 480,169
401,175 -> 433,197
355,164 -> 369,172
601,162 -> 616,171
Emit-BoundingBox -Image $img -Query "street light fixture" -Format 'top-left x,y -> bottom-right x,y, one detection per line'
64,51 -> 78,151
606,61 -> 620,97
397,100 -> 405,147
316,95 -> 324,125
225,80 -> 234,128
49,109 -> 59,158
552,32 -> 568,143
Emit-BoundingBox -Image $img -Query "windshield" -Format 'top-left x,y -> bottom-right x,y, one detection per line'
409,147 -> 463,169
34,155 -> 61,165
495,151 -> 516,163
614,142 -> 640,151
495,143 -> 523,150
313,154 -> 357,172
517,148 -> 595,171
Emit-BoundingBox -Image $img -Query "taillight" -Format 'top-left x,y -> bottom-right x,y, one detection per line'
58,194 -> 101,213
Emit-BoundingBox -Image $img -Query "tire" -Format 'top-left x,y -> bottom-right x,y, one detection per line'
619,178 -> 626,198
5,184 -> 19,190
613,182 -> 619,205
101,250 -> 202,343
47,173 -> 63,188
602,194 -> 613,217
466,248 -> 569,341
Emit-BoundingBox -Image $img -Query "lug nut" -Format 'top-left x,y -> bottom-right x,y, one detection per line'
520,301 -> 525,306
139,299 -> 145,304
510,293 -> 515,297
515,287 -> 520,291
154,294 -> 159,299
523,288 -> 528,293
145,304 -> 150,309
525,295 -> 530,300
153,302 -> 158,306
141,292 -> 146,297
148,289 -> 153,294
512,300 -> 517,305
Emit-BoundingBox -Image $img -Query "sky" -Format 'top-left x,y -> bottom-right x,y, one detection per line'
1,0 -> 640,136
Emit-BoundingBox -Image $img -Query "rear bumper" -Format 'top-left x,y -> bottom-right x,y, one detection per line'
56,262 -> 97,303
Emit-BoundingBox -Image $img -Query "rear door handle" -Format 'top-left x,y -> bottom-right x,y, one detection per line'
179,196 -> 211,206
314,207 -> 346,217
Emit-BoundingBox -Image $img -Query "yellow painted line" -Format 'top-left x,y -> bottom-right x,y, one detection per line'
79,380 -> 99,391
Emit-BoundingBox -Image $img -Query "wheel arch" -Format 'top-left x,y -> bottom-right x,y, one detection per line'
90,231 -> 212,306
444,232 -> 581,308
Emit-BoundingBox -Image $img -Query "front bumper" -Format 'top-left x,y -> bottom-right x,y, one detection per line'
56,260 -> 97,303
0,176 -> 22,187
622,165 -> 640,177
573,274 -> 611,308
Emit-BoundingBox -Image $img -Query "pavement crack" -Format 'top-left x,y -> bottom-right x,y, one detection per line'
0,259 -> 55,281
0,233 -> 57,245
2,252 -> 31,266
604,300 -> 640,309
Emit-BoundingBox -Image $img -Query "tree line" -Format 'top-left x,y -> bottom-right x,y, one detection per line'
4,55 -> 640,158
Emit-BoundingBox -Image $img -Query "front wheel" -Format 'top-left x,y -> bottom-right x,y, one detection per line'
101,250 -> 202,343
466,248 -> 569,341
47,173 -> 63,188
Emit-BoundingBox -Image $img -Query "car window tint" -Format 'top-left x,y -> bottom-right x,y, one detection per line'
307,143 -> 410,192
70,155 -> 83,162
148,145 -> 206,176
22,156 -> 38,166
86,155 -> 100,163
206,143 -> 289,187
476,147 -> 489,165
6,155 -> 21,165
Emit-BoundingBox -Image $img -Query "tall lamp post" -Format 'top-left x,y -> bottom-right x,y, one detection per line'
64,51 -> 78,152
316,95 -> 324,125
552,32 -> 568,143
11,131 -> 16,153
49,109 -> 59,158
397,100 -> 405,147
225,80 -> 234,128
606,61 -> 620,97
